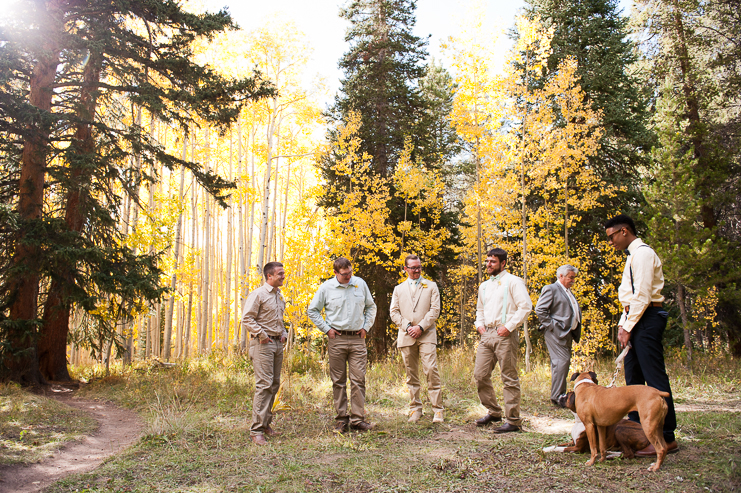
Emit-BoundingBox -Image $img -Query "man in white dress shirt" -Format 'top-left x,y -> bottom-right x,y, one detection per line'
473,248 -> 533,433
535,265 -> 582,406
605,214 -> 677,456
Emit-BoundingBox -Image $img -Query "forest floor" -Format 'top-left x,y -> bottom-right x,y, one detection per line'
1,348 -> 739,492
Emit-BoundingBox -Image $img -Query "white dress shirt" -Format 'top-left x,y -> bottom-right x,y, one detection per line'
475,271 -> 533,332
617,238 -> 665,332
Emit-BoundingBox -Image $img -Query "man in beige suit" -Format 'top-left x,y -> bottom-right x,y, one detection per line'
390,254 -> 443,423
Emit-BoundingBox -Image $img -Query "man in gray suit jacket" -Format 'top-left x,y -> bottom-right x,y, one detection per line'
390,255 -> 443,423
535,264 -> 582,406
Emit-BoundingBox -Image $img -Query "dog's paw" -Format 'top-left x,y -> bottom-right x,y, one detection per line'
542,446 -> 567,453
647,462 -> 660,472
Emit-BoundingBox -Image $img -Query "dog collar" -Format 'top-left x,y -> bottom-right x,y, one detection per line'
573,378 -> 595,391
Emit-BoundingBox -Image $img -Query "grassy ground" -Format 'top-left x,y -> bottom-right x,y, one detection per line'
9,347 -> 741,492
0,383 -> 97,465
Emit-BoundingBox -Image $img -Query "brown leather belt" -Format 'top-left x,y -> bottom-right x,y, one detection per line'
264,334 -> 281,341
335,329 -> 362,336
625,302 -> 662,313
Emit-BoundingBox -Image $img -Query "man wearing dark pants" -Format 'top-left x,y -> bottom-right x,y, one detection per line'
242,261 -> 287,446
605,214 -> 678,456
535,264 -> 582,406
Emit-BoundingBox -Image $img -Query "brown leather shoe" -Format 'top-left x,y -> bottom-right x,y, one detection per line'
264,426 -> 281,437
475,414 -> 502,427
493,422 -> 521,434
251,434 -> 268,446
635,440 -> 678,457
350,421 -> 374,432
334,421 -> 349,433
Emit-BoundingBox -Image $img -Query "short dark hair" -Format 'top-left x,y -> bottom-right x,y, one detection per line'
604,214 -> 637,236
333,257 -> 352,272
264,261 -> 283,280
404,254 -> 420,267
487,248 -> 507,264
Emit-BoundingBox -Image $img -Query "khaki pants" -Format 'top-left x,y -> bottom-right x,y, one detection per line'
400,342 -> 443,413
473,328 -> 522,426
328,333 -> 367,425
249,338 -> 283,436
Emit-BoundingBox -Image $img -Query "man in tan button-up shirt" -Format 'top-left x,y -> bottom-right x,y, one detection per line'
605,214 -> 677,456
390,255 -> 443,424
242,261 -> 287,445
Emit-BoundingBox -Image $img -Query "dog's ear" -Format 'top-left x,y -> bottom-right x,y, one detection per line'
570,372 -> 580,382
589,371 -> 598,383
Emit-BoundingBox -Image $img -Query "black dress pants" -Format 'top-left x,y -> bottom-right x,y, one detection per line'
624,306 -> 676,443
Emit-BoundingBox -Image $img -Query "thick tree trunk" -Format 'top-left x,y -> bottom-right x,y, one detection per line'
6,1 -> 63,384
38,51 -> 102,381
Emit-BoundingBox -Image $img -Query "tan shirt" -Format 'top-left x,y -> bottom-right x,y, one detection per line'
618,238 -> 665,332
241,283 -> 287,342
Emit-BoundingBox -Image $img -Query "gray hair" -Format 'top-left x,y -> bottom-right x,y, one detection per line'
556,264 -> 578,278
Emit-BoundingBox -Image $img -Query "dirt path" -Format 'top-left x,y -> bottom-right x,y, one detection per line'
0,386 -> 143,493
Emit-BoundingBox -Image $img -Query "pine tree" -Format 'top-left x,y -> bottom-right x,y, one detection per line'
0,0 -> 274,383
319,0 -> 458,356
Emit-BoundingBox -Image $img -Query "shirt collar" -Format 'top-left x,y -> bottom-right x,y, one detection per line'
489,270 -> 508,282
329,276 -> 354,288
264,283 -> 279,293
626,238 -> 644,256
408,277 -> 422,284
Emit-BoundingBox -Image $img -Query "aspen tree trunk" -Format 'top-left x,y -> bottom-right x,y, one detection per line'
521,61 -> 532,372
235,117 -> 244,347
280,162 -> 291,262
267,125 -> 281,263
257,99 -> 278,276
200,128 -> 211,354
163,135 -> 187,360
224,130 -> 233,351
145,116 -> 157,358
564,179 -> 569,258
242,117 -> 258,349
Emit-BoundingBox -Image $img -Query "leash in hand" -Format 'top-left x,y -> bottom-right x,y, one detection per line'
606,342 -> 632,388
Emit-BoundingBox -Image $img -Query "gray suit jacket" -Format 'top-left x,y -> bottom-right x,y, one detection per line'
389,278 -> 441,347
535,282 -> 581,343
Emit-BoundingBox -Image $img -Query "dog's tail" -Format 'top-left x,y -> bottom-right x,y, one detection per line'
658,391 -> 671,398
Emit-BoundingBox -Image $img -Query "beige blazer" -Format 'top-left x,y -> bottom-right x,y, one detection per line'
390,278 -> 441,348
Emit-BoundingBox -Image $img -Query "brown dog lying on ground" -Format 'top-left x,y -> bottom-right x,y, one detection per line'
571,371 -> 670,471
557,390 -> 650,458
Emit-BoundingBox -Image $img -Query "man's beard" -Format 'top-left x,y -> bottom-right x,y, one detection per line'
488,266 -> 502,276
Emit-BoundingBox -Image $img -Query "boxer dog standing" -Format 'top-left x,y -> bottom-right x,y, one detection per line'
558,390 -> 651,458
571,371 -> 670,471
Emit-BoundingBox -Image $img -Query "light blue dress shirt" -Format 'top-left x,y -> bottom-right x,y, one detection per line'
308,276 -> 377,334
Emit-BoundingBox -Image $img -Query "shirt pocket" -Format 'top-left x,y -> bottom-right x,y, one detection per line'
327,295 -> 344,310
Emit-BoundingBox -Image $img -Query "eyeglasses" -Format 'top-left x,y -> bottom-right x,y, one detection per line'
405,266 -> 422,271
337,270 -> 352,278
607,227 -> 625,243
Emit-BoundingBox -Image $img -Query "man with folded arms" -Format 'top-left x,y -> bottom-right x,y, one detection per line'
390,254 -> 443,424
308,257 -> 377,433
473,248 -> 532,433
605,214 -> 678,456
242,261 -> 287,446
